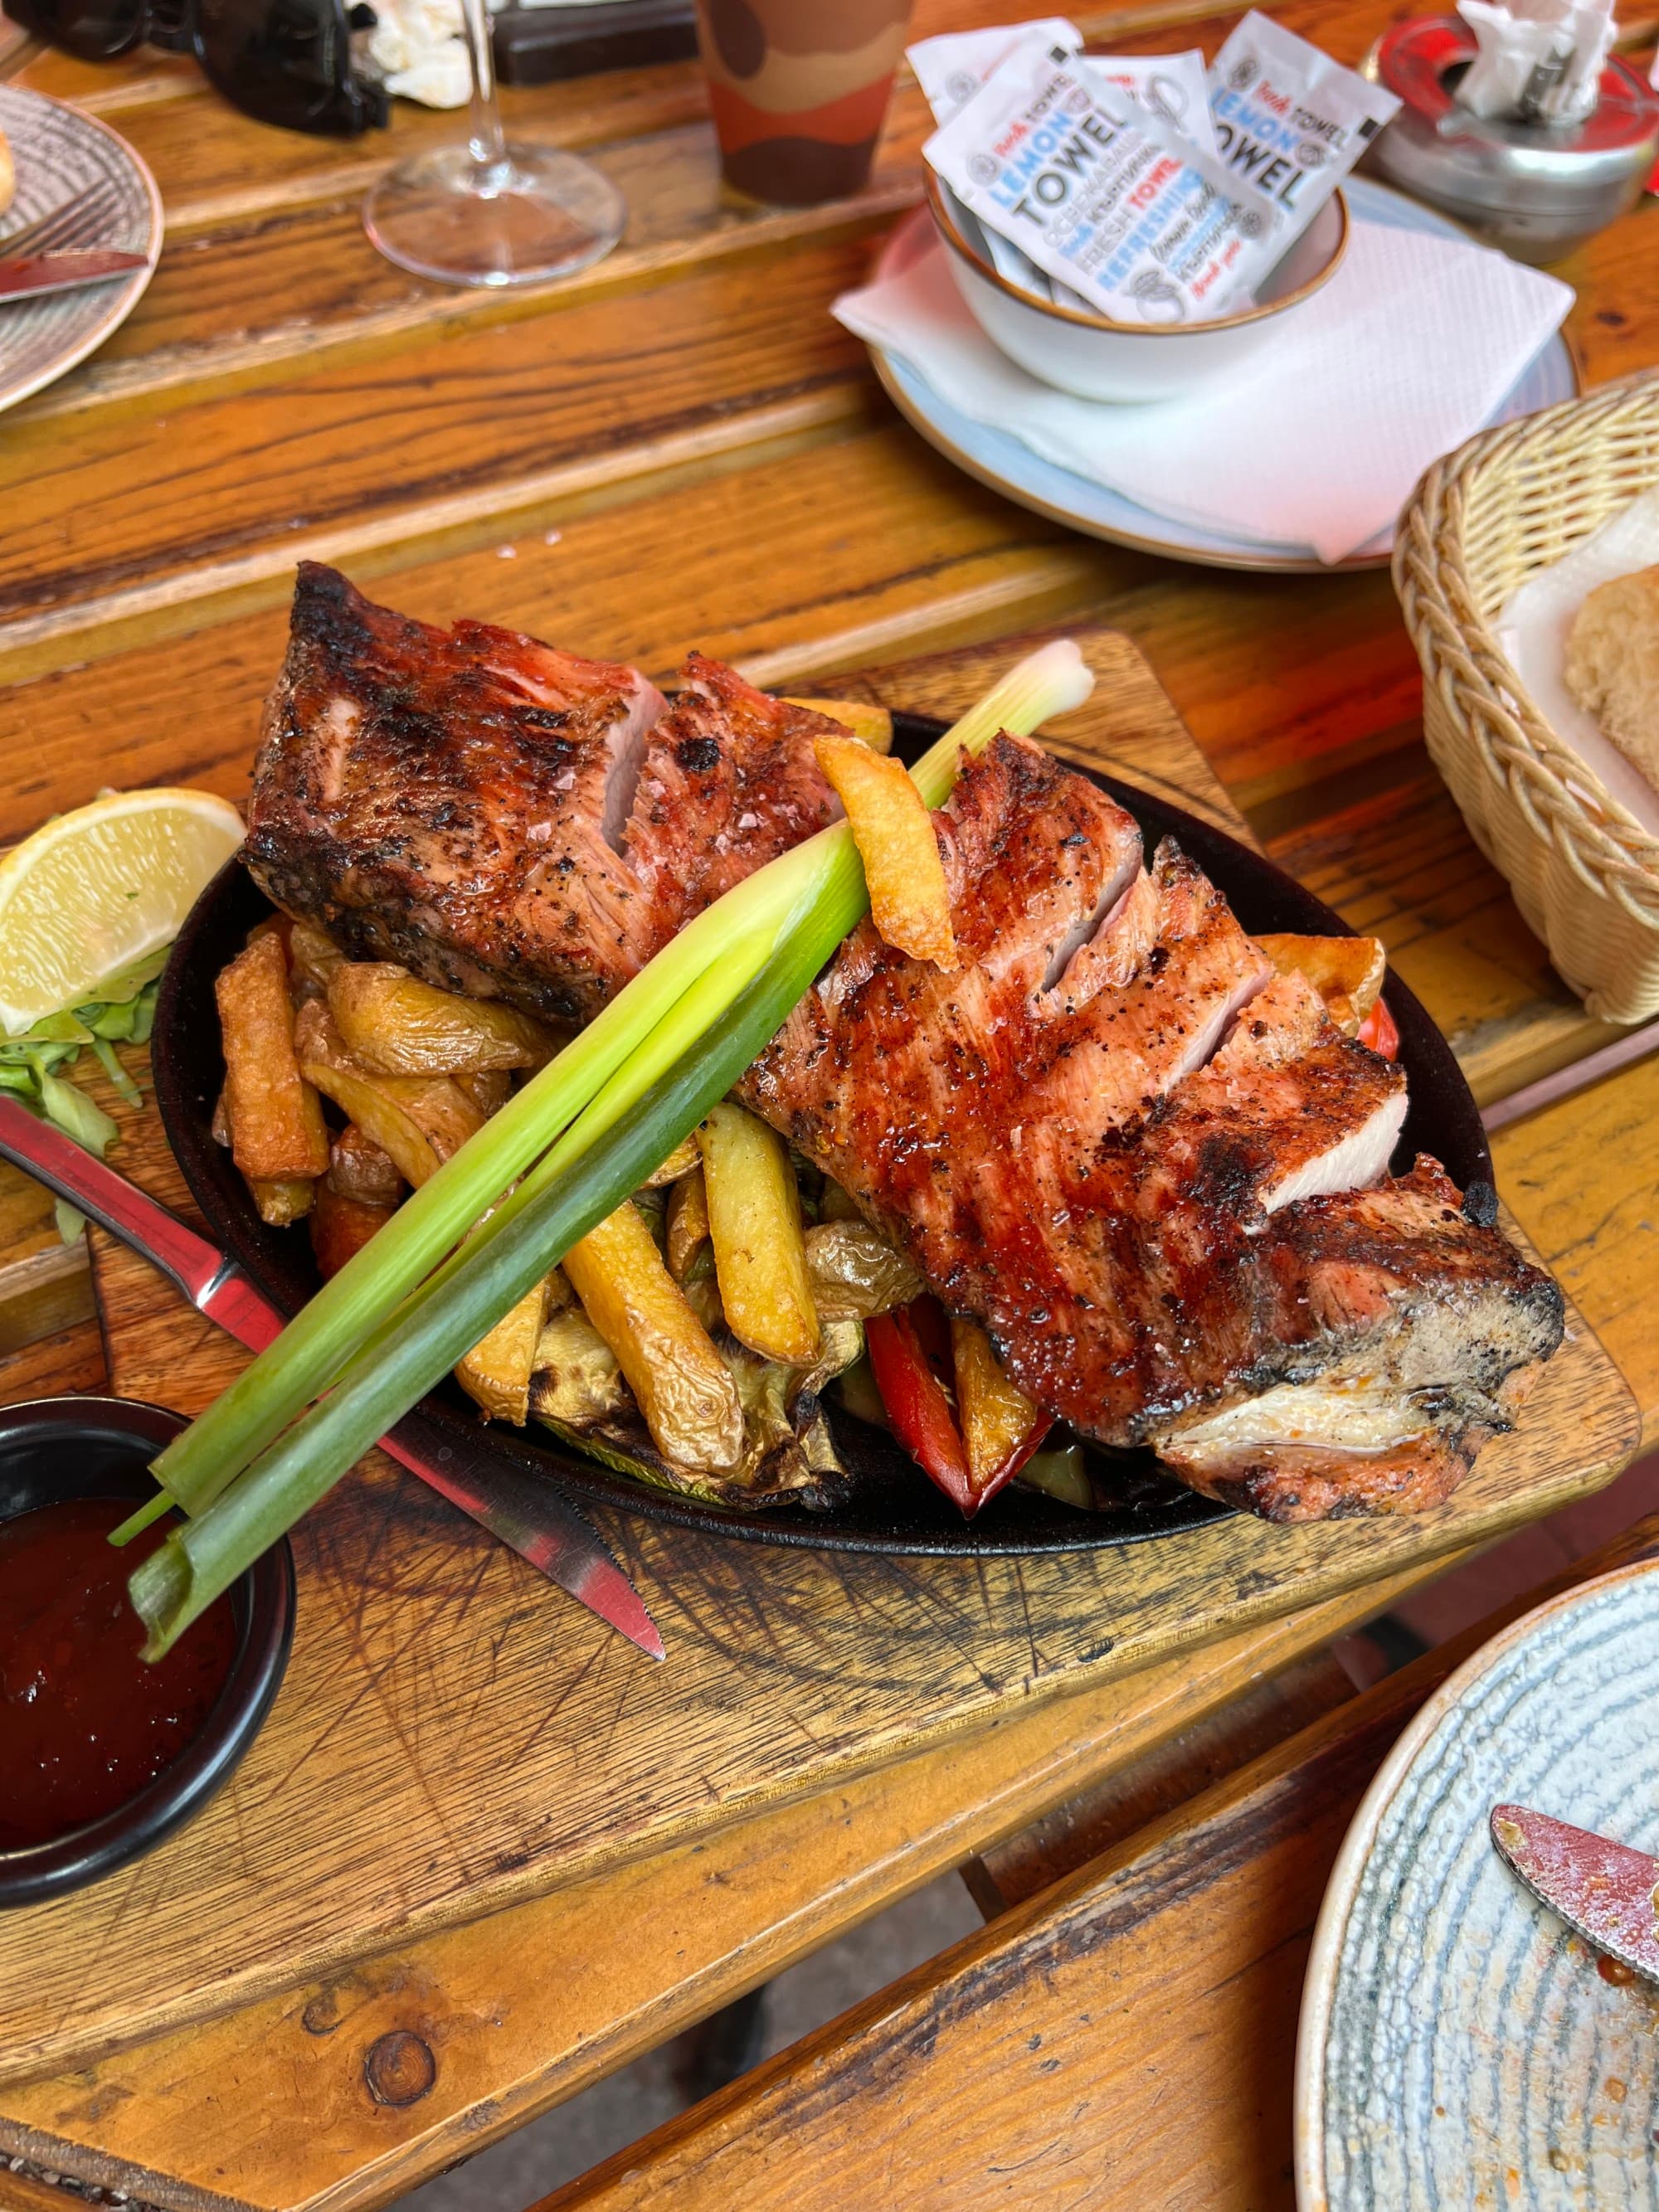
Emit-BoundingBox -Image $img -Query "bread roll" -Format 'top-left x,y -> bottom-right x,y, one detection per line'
0,128 -> 12,221
1564,564 -> 1659,792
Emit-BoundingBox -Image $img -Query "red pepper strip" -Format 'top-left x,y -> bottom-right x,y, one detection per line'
865,1305 -> 974,1514
1357,995 -> 1399,1060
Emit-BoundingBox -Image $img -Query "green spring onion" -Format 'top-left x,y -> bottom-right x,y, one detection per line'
127,642 -> 1093,1654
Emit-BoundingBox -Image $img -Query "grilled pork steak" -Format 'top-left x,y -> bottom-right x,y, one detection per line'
248,566 -> 841,1025
746,736 -> 1562,1510
250,571 -> 1564,1519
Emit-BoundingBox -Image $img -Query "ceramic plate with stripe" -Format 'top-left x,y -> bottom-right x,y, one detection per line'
1296,1558 -> 1659,2211
867,175 -> 1579,576
0,85 -> 161,416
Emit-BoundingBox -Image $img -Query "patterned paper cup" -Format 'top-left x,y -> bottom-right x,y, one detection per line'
695,0 -> 912,207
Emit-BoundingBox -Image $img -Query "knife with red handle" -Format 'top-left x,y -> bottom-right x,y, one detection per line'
0,1095 -> 664,1660
0,250 -> 150,303
1491,1803 -> 1659,1983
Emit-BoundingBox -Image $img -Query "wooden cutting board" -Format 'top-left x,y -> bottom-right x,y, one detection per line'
0,626 -> 1637,2084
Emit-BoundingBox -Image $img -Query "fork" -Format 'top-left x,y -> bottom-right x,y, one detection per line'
0,178 -> 124,261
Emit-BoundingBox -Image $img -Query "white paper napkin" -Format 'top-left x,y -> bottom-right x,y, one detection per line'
834,221 -> 1572,566
1497,485 -> 1659,837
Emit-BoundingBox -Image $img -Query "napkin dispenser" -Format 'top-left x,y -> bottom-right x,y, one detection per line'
1360,16 -> 1659,263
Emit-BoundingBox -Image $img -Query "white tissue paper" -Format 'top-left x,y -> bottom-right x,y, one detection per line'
834,218 -> 1572,564
1497,488 -> 1659,836
1455,0 -> 1614,124
368,0 -> 468,107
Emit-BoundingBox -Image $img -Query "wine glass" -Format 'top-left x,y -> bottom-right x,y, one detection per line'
362,0 -> 625,288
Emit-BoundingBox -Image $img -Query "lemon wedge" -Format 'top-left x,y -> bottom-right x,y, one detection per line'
0,788 -> 245,1037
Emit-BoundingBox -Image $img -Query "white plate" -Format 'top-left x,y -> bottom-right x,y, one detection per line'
868,176 -> 1580,576
1295,1558 -> 1659,2211
0,85 -> 162,416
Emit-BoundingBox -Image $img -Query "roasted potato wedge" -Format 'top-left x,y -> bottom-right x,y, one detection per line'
387,1074 -> 486,1160
310,1182 -> 396,1279
815,733 -> 956,970
563,1201 -> 743,1471
805,1219 -> 924,1321
666,1164 -> 711,1283
328,962 -> 554,1076
217,931 -> 330,1182
455,1067 -> 512,1118
289,919 -> 345,994
455,1274 -> 552,1425
698,1101 -> 820,1365
642,1133 -> 701,1189
1255,932 -> 1386,1039
293,998 -> 362,1075
301,1061 -> 443,1187
327,1122 -> 403,1208
820,1177 -> 862,1224
951,1319 -> 1047,1499
781,698 -> 893,753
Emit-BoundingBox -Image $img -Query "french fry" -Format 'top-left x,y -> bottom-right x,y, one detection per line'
1254,932 -> 1386,1038
455,1274 -> 551,1425
301,1061 -> 443,1188
643,1133 -> 701,1189
815,733 -> 956,970
289,919 -> 345,994
310,1181 -> 395,1280
666,1164 -> 710,1283
327,1122 -> 403,1208
217,931 -> 330,1182
781,698 -> 893,753
251,1176 -> 315,1227
697,1101 -> 819,1364
951,1318 -> 1048,1502
327,963 -> 554,1075
563,1202 -> 743,1471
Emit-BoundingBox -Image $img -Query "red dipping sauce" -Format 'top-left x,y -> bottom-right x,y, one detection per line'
0,1497 -> 239,1850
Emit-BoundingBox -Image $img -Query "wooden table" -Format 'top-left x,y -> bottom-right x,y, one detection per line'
2,3 -> 1658,2205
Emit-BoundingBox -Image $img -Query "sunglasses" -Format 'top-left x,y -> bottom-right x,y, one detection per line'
2,0 -> 389,134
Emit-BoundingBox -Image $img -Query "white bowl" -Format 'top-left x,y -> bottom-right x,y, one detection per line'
925,175 -> 1350,406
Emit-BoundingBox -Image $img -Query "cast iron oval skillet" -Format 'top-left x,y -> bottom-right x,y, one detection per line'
153,713 -> 1490,1558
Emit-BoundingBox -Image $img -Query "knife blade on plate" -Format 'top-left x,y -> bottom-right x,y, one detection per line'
0,250 -> 150,304
1491,1802 -> 1659,1982
0,1095 -> 664,1660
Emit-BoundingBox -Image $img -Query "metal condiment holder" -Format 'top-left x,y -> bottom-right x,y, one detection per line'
1362,17 -> 1659,263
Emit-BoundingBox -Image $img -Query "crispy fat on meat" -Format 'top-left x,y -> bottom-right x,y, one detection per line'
1151,1162 -> 1563,1520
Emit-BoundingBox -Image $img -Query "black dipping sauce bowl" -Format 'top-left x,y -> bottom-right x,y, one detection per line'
0,1398 -> 294,1908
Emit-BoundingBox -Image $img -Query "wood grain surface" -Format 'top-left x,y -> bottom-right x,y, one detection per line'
0,627 -> 1633,2093
542,1514 -> 1659,2212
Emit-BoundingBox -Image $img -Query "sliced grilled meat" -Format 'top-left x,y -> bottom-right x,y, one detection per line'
248,563 -> 666,1023
626,654 -> 842,945
747,738 -> 1561,1500
247,567 -> 843,1025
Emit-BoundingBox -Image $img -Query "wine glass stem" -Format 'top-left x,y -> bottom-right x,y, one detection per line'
460,0 -> 508,177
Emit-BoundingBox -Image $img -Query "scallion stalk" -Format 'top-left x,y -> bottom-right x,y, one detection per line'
127,642 -> 1093,1651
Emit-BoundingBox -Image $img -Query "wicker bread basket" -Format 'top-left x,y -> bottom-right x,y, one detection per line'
1394,375 -> 1659,1023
